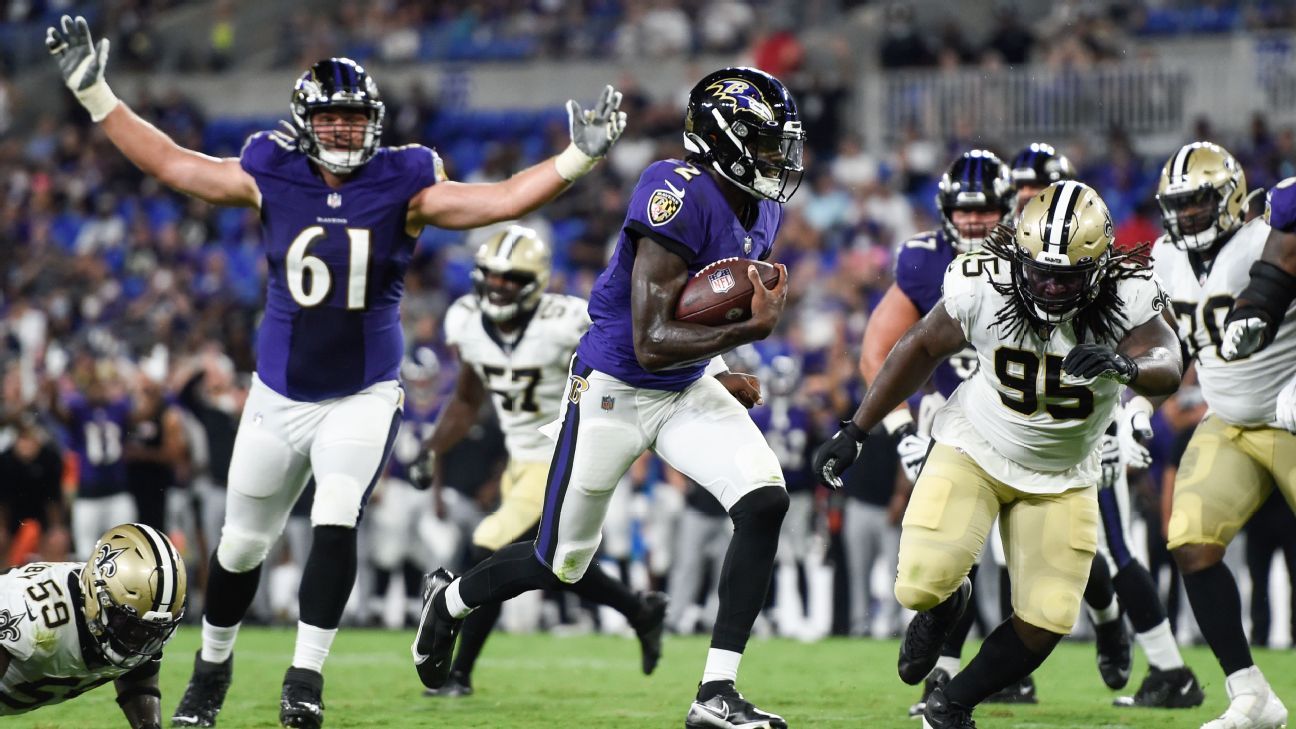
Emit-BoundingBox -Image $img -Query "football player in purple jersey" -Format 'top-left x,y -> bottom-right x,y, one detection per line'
47,14 -> 626,729
414,66 -> 801,729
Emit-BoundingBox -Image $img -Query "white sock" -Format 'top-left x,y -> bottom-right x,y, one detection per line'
1087,598 -> 1121,625
1136,619 -> 1184,670
935,655 -> 961,678
291,622 -> 338,673
701,648 -> 742,685
444,578 -> 473,619
200,619 -> 240,664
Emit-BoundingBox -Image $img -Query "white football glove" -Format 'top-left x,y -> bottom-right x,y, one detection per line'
1275,374 -> 1296,434
554,85 -> 626,181
896,433 -> 931,484
1099,433 -> 1122,490
45,15 -> 118,122
1117,397 -> 1154,470
1220,315 -> 1269,361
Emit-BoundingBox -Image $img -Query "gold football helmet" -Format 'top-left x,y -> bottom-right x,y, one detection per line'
1012,180 -> 1115,324
80,523 -> 187,666
1156,141 -> 1247,251
472,225 -> 552,323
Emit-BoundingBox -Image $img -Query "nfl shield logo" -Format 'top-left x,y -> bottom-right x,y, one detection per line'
327,192 -> 342,209
601,396 -> 615,411
708,267 -> 736,294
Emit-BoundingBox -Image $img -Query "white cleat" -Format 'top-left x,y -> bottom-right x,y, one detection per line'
1201,667 -> 1288,729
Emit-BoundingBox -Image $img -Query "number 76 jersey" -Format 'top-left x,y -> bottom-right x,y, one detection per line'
932,251 -> 1165,493
1152,218 -> 1296,426
445,292 -> 591,462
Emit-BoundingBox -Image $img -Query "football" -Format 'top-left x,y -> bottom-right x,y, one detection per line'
675,258 -> 782,326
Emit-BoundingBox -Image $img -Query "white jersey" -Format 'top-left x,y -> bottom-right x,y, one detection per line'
445,293 -> 590,462
933,251 -> 1165,493
0,562 -> 150,715
1153,219 -> 1296,426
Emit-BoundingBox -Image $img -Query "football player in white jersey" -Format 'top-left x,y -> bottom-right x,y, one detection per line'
815,181 -> 1182,729
413,225 -> 667,697
1153,142 -> 1296,729
0,523 -> 185,728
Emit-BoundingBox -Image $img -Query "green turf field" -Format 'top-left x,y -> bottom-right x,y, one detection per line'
10,626 -> 1296,728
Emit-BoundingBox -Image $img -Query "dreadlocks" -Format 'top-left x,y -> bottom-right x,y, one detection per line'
980,224 -> 1161,343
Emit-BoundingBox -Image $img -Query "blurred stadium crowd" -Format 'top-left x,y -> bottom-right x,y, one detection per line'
3,0 -> 1296,646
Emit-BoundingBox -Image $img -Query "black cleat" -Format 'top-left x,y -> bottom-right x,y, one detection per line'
922,688 -> 976,728
171,651 -> 233,727
633,591 -> 669,676
411,568 -> 462,690
1095,617 -> 1133,690
279,667 -> 324,729
423,669 -> 473,698
908,667 -> 952,718
1113,666 -> 1205,708
899,578 -> 971,686
984,675 -> 1037,705
685,681 -> 787,729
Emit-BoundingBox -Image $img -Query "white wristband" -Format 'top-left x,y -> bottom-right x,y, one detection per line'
78,79 -> 120,123
1125,395 -> 1154,419
554,143 -> 599,182
704,356 -> 729,377
882,408 -> 915,436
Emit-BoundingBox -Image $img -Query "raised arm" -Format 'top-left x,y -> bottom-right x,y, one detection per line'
46,16 -> 259,207
630,237 -> 788,372
408,86 -> 626,231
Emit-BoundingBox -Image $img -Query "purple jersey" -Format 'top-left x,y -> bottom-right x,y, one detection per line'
749,399 -> 813,493
240,133 -> 440,401
578,160 -> 783,391
64,394 -> 130,497
893,230 -> 978,397
1265,178 -> 1296,232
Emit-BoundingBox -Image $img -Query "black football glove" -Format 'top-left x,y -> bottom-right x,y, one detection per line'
1061,343 -> 1138,384
408,448 -> 435,490
812,421 -> 868,490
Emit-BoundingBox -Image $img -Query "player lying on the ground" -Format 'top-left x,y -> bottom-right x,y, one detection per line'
412,225 -> 667,698
815,181 -> 1182,729
0,523 -> 186,729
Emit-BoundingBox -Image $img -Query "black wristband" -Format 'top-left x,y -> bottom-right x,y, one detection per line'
1235,260 -> 1296,342
842,420 -> 868,442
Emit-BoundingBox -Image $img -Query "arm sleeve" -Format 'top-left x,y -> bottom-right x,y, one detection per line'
622,165 -> 707,264
1117,272 -> 1170,332
0,588 -> 37,661
893,237 -> 943,315
940,257 -> 981,339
